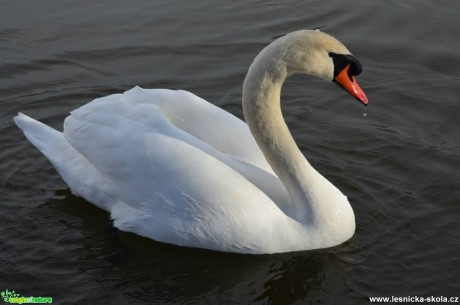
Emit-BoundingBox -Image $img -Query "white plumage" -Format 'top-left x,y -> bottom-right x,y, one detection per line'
15,30 -> 365,254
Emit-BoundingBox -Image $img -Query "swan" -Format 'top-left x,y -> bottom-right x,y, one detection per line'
14,30 -> 368,254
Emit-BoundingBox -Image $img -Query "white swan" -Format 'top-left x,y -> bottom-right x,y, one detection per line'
14,30 -> 368,254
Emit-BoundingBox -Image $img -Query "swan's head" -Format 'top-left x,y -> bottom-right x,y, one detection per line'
281,30 -> 368,105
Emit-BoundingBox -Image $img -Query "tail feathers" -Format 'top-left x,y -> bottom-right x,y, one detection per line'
15,112 -> 67,159
14,113 -> 111,209
14,112 -> 82,180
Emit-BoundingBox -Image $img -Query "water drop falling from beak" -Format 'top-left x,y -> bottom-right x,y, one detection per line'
362,106 -> 367,117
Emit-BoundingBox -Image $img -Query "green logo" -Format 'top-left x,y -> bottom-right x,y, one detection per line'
1,289 -> 52,304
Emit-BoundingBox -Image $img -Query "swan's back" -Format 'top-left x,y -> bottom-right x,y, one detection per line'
117,87 -> 273,172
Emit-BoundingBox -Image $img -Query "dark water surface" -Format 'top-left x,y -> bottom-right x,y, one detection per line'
1,1 -> 459,304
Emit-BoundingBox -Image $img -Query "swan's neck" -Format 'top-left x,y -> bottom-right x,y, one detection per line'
242,43 -> 326,220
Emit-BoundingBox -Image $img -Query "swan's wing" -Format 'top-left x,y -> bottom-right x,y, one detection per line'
64,89 -> 288,203
63,96 -> 289,252
119,86 -> 273,174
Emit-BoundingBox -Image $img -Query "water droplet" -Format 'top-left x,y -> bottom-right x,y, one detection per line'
362,106 -> 368,117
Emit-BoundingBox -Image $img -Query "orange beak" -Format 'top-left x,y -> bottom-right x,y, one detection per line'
335,64 -> 368,105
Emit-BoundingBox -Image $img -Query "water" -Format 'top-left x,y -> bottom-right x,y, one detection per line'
1,0 -> 459,304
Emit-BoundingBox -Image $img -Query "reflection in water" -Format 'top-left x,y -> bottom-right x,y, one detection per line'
253,253 -> 334,305
49,189 -> 349,304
